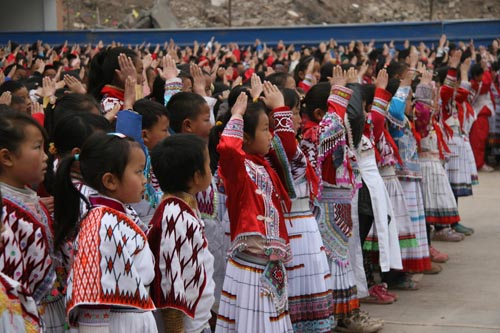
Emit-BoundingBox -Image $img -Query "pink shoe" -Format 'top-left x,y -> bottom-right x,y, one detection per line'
360,284 -> 395,304
429,246 -> 449,263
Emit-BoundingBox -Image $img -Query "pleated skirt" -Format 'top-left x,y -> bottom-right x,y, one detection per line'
445,133 -> 474,197
40,295 -> 66,333
215,256 -> 294,333
284,198 -> 335,333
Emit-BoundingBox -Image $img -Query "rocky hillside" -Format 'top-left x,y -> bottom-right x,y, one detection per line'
62,0 -> 500,30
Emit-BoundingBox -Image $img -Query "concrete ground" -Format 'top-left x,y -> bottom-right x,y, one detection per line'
363,171 -> 500,333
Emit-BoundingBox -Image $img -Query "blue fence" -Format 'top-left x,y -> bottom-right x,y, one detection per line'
0,19 -> 499,48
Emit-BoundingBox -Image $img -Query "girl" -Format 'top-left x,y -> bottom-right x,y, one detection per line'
88,47 -> 143,114
215,93 -> 294,333
300,68 -> 383,333
262,82 -> 335,332
54,132 -> 157,332
148,134 -> 215,333
0,109 -> 57,328
0,188 -> 41,333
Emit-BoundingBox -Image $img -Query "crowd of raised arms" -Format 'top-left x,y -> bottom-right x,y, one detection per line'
0,34 -> 499,333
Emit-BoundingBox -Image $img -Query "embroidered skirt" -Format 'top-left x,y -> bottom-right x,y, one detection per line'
284,197 -> 335,332
317,187 -> 359,320
216,256 -> 294,333
204,216 -> 227,312
397,179 -> 432,273
419,154 -> 460,225
464,139 -> 479,185
445,132 -> 474,197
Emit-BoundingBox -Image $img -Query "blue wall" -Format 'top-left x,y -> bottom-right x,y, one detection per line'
0,20 -> 498,48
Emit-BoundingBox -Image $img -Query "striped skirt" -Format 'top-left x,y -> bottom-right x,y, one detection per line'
464,139 -> 479,185
397,179 -> 432,273
284,198 -> 335,333
419,155 -> 460,225
445,132 -> 474,197
317,187 -> 359,320
216,256 -> 294,333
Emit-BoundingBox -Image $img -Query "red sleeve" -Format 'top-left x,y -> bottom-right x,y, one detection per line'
327,85 -> 353,117
31,113 -> 45,126
217,117 -> 247,185
440,68 -> 457,118
369,88 -> 392,143
272,107 -> 297,159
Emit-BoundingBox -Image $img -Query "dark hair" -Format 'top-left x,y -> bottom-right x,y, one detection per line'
54,132 -> 141,249
208,101 -> 267,174
88,47 -> 138,100
0,80 -> 25,95
45,93 -> 102,139
434,66 -> 449,85
362,84 -> 376,108
151,134 -> 207,194
470,64 -> 484,80
227,85 -> 251,109
149,75 -> 166,106
320,62 -> 335,82
294,56 -> 314,84
301,82 -> 330,121
386,78 -> 401,96
133,99 -> 170,130
167,92 -> 208,133
0,108 -> 48,174
265,72 -> 290,89
386,61 -> 408,79
282,88 -> 300,110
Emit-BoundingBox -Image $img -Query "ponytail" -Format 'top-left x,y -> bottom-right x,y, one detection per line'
53,155 -> 89,250
208,111 -> 231,174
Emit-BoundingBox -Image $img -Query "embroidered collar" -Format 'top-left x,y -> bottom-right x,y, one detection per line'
89,195 -> 127,214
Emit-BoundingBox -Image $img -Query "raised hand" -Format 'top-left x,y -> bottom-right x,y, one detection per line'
190,63 -> 207,96
123,76 -> 137,110
448,50 -> 462,69
375,68 -> 389,90
346,67 -> 359,84
104,103 -> 121,122
250,73 -> 263,100
40,76 -> 56,98
261,81 -> 284,110
31,101 -> 44,115
114,53 -> 137,86
231,92 -> 248,117
64,75 -> 87,94
329,65 -> 347,87
157,55 -> 178,81
0,91 -> 12,105
420,69 -> 433,85
232,76 -> 243,88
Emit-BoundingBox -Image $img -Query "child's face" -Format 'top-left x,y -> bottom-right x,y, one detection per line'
244,112 -> 272,156
13,87 -> 32,114
184,104 -> 212,139
112,146 -> 146,204
143,115 -> 170,150
0,125 -> 47,188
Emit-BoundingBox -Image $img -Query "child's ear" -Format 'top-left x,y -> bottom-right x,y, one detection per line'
243,132 -> 251,145
298,70 -> 305,80
182,118 -> 193,133
141,129 -> 150,145
0,148 -> 14,168
70,147 -> 81,157
312,108 -> 325,122
101,172 -> 118,192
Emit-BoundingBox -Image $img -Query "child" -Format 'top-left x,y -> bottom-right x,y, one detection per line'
54,132 -> 157,332
215,93 -> 294,333
167,92 -> 212,138
0,188 -> 42,333
87,47 -> 143,114
262,82 -> 335,332
148,134 -> 215,333
0,109 -> 59,329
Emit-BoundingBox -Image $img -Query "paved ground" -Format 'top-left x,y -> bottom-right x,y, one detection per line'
363,171 -> 500,333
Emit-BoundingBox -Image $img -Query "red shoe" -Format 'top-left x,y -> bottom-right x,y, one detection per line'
360,284 -> 395,304
429,246 -> 449,263
379,283 -> 398,301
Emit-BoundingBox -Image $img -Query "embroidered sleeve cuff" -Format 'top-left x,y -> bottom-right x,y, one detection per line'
328,85 -> 353,109
222,117 -> 244,140
273,108 -> 295,134
78,308 -> 111,327
394,86 -> 411,100
372,88 -> 392,116
444,68 -> 457,87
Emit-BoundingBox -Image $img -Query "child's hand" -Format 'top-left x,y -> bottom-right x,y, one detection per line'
346,67 -> 359,84
261,81 -> 284,110
190,63 -> 207,97
123,76 -> 137,110
31,101 -> 44,115
420,69 -> 433,85
306,58 -> 315,75
250,73 -> 263,100
232,76 -> 243,88
460,58 -> 472,79
448,50 -> 462,69
329,65 -> 347,87
64,75 -> 87,94
40,76 -> 56,98
231,92 -> 248,118
358,61 -> 369,79
158,55 -> 178,81
104,103 -> 121,122
375,68 -> 388,90
0,91 -> 11,106
115,53 -> 137,86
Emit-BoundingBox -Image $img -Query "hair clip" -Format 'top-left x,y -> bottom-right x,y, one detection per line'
74,154 -> 80,161
107,132 -> 127,139
48,142 -> 57,155
216,120 -> 223,126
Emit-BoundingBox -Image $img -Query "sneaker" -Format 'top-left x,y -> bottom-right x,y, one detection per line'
432,228 -> 465,242
479,164 -> 494,172
423,262 -> 442,275
335,311 -> 384,332
388,275 -> 420,291
360,284 -> 395,304
452,223 -> 474,236
429,246 -> 449,263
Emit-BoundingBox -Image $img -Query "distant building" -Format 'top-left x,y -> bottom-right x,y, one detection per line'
0,0 -> 62,32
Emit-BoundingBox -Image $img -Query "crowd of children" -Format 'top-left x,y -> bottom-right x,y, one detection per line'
0,34 -> 499,333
